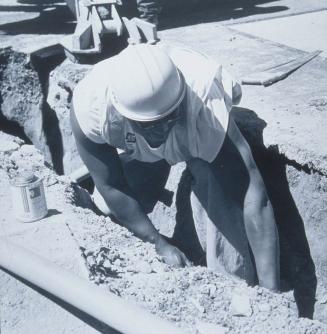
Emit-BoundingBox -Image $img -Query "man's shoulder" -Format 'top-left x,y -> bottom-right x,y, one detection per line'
161,44 -> 221,100
72,58 -> 115,145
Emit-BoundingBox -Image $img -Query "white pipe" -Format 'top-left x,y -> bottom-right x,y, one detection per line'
0,237 -> 187,334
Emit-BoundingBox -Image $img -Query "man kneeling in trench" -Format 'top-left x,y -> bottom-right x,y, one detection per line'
71,44 -> 280,291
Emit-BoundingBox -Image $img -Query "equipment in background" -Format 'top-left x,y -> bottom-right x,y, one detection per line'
62,0 -> 159,63
122,17 -> 158,45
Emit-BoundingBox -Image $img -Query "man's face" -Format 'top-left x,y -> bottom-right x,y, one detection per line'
131,106 -> 182,148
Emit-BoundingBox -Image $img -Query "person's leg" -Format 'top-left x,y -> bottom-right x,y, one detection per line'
187,117 -> 279,287
93,158 -> 170,215
188,156 -> 256,284
122,158 -> 170,213
171,168 -> 206,265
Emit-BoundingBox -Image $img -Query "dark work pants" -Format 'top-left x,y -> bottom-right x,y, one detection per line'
93,158 -> 170,215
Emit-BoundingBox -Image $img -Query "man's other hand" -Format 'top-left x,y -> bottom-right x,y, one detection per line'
155,236 -> 192,268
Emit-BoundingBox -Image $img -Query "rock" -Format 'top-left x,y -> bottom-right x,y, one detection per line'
190,271 -> 203,282
190,297 -> 206,314
196,321 -> 228,334
134,261 -> 152,274
86,255 -> 95,267
103,259 -> 111,269
113,259 -> 122,267
178,280 -> 190,290
150,259 -> 166,273
0,140 -> 20,153
208,284 -> 217,298
229,290 -> 253,317
258,303 -> 272,313
319,295 -> 327,305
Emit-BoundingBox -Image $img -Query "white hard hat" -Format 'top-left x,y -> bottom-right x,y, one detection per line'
109,44 -> 186,122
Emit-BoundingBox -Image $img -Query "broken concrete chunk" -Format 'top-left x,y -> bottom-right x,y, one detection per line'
230,291 -> 253,317
134,260 -> 152,274
196,321 -> 228,334
190,271 -> 203,281
319,294 -> 327,304
113,259 -> 122,267
102,259 -> 111,269
86,255 -> 95,267
208,284 -> 217,298
190,297 -> 206,314
0,140 -> 20,153
258,302 -> 272,313
150,258 -> 165,273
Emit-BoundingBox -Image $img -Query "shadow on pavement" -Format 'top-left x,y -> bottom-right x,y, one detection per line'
0,3 -> 74,35
0,0 -> 289,35
159,0 -> 289,30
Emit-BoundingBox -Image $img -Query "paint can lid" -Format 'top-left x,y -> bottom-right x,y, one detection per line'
12,172 -> 37,186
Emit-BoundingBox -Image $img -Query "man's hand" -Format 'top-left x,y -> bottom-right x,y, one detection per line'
155,236 -> 192,267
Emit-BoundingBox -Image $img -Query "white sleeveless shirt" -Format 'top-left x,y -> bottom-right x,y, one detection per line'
73,45 -> 240,165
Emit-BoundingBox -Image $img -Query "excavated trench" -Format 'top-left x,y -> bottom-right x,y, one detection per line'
1,46 -> 327,326
0,47 -> 65,173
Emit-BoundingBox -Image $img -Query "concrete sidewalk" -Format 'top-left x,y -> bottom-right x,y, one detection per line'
233,10 -> 327,57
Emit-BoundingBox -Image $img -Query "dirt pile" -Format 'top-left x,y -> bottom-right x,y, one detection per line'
65,186 -> 327,334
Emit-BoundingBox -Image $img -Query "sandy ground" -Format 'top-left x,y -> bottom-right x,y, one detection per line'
233,10 -> 327,57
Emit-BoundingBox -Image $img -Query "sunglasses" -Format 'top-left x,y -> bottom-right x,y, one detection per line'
136,106 -> 182,131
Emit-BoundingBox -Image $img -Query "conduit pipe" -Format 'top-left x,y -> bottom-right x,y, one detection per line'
0,237 -> 187,334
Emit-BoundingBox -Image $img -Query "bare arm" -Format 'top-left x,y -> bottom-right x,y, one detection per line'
229,119 -> 280,291
70,107 -> 191,266
243,169 -> 280,291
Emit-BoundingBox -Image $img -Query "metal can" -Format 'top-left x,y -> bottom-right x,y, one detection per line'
10,172 -> 48,223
